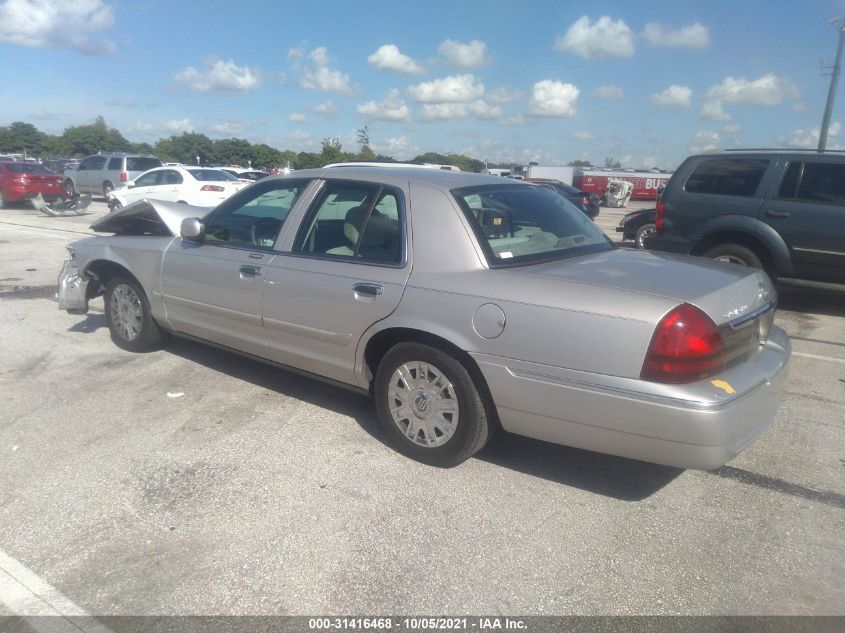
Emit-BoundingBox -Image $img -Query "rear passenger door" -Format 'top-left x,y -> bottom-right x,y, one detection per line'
262,180 -> 410,385
764,159 -> 845,283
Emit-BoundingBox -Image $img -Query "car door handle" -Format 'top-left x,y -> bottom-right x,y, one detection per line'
239,265 -> 262,278
765,210 -> 790,219
353,283 -> 383,297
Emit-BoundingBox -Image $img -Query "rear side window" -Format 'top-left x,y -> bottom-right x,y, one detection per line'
778,162 -> 802,198
796,162 -> 845,205
107,158 -> 122,170
684,159 -> 769,197
126,157 -> 163,172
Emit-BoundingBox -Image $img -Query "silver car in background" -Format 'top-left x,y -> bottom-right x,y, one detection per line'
65,153 -> 163,198
58,168 -> 790,470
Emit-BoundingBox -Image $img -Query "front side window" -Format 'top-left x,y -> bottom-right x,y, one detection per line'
452,184 -> 610,266
795,162 -> 845,205
294,182 -> 403,264
204,181 -> 306,249
161,170 -> 183,185
684,159 -> 769,197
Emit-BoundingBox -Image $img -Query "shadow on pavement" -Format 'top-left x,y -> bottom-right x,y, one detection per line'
68,312 -> 107,333
776,281 -> 845,318
165,338 -> 682,501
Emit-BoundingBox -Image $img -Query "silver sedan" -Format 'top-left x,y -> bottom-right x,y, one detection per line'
58,168 -> 790,469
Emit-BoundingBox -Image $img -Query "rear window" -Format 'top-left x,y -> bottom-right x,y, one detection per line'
126,157 -> 163,172
795,162 -> 845,205
187,169 -> 238,182
684,159 -> 769,197
7,163 -> 54,175
452,184 -> 610,266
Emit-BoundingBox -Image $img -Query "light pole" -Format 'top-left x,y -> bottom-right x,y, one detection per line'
818,17 -> 845,151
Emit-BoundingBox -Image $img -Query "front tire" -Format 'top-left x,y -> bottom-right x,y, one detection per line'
703,243 -> 763,269
103,181 -> 114,198
374,342 -> 491,467
104,277 -> 165,352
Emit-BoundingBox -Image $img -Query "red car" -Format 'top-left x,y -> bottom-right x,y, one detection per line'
0,161 -> 68,208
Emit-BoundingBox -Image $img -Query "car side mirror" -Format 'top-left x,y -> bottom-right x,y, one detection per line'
180,217 -> 205,242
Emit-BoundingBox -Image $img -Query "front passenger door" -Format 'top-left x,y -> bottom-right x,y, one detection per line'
161,180 -> 310,357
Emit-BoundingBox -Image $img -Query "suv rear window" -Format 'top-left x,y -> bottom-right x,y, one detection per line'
684,159 -> 769,197
126,157 -> 163,172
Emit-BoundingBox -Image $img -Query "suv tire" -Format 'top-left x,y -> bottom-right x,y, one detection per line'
703,243 -> 763,269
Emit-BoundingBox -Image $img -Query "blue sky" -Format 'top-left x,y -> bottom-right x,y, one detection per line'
2,0 -> 845,169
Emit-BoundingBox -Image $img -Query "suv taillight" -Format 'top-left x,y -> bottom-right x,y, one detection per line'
655,199 -> 665,232
641,304 -> 725,384
119,171 -> 128,182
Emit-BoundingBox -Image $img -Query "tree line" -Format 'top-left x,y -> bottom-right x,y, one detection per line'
0,117 -> 491,172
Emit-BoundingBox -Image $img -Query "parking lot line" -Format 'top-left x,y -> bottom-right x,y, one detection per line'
0,549 -> 112,632
792,351 -> 845,365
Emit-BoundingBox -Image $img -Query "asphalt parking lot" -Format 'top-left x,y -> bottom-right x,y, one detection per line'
0,199 -> 843,616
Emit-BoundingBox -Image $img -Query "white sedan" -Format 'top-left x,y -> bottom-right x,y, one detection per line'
107,166 -> 247,210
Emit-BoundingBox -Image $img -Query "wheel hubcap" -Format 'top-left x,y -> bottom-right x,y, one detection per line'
388,361 -> 459,448
110,284 -> 143,341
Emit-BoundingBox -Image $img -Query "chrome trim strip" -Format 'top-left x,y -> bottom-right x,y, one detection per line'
727,300 -> 777,330
263,316 -> 352,347
793,247 -> 845,257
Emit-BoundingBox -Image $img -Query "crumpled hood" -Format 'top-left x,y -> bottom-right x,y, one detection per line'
90,199 -> 208,236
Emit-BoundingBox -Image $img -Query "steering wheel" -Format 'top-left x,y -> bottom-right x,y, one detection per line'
250,217 -> 280,248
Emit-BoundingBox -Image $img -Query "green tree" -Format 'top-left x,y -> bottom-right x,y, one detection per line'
155,132 -> 213,165
2,122 -> 47,155
567,159 -> 593,167
62,116 -> 131,156
320,137 -> 343,162
250,143 -> 280,169
412,152 -> 485,172
212,138 -> 253,166
604,157 -> 622,169
356,125 -> 371,153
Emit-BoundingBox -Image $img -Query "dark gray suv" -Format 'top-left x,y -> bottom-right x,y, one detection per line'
647,150 -> 845,284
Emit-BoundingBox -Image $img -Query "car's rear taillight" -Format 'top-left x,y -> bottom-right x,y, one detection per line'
201,185 -> 224,192
641,303 -> 725,384
655,199 -> 665,232
119,171 -> 128,182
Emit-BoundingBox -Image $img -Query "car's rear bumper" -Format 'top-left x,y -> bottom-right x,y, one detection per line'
57,259 -> 89,314
472,326 -> 790,470
5,185 -> 64,202
643,233 -> 692,254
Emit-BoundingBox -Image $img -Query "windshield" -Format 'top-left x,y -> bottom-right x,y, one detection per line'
452,184 -> 611,266
187,169 -> 239,182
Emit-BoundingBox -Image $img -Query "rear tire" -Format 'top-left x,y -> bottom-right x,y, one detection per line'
104,277 -> 165,352
374,342 -> 491,467
703,243 -> 763,269
635,223 -> 657,249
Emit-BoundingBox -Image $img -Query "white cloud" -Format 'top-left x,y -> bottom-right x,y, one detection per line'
407,74 -> 485,103
689,130 -> 720,153
591,85 -> 624,100
173,56 -> 262,93
298,46 -> 356,94
700,73 -> 799,122
699,100 -> 732,121
780,122 -> 842,149
211,120 -> 247,135
367,44 -> 425,74
649,84 -> 692,108
437,39 -> 490,68
375,136 -> 414,156
642,22 -> 710,48
720,124 -> 741,134
313,100 -> 338,118
486,87 -> 523,104
570,131 -> 598,140
555,16 -> 635,59
357,89 -> 411,122
288,112 -> 307,123
0,0 -> 115,55
528,80 -> 579,118
419,100 -> 502,121
792,102 -> 808,113
134,118 -> 194,136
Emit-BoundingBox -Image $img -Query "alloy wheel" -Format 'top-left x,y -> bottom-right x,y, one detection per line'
110,283 -> 143,341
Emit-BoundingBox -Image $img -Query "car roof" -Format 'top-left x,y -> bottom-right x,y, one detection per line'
269,166 -> 528,191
